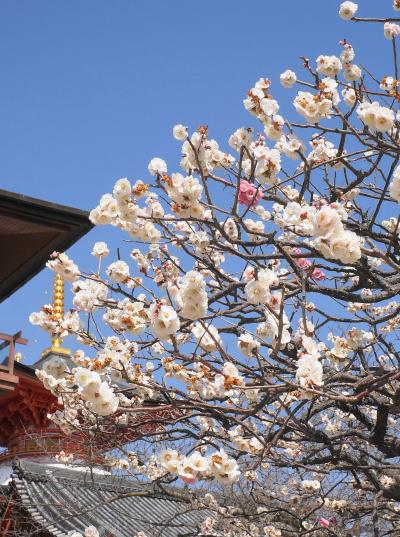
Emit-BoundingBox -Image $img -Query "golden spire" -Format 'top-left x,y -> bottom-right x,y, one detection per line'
42,273 -> 71,358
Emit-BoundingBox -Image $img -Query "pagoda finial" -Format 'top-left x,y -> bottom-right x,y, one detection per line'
42,273 -> 71,358
53,273 -> 65,317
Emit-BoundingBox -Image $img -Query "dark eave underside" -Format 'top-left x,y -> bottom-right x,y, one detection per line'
0,189 -> 93,303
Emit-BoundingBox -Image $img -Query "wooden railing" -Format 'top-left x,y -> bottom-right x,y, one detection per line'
0,331 -> 27,390
0,433 -> 62,462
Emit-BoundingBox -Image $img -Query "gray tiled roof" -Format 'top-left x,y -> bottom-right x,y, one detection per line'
11,459 -> 207,537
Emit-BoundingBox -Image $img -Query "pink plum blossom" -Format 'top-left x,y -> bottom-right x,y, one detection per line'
311,268 -> 326,281
181,476 -> 197,485
291,248 -> 326,280
316,517 -> 331,527
238,180 -> 263,206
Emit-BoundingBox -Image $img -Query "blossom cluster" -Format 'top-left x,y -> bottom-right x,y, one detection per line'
276,200 -> 362,264
74,367 -> 119,416
159,448 -> 240,485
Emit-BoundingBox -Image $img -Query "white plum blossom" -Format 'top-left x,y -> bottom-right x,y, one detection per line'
310,205 -> 343,237
243,143 -> 281,184
294,91 -> 334,123
223,217 -> 239,240
339,2 -> 358,20
163,173 -> 204,217
256,309 -> 291,347
356,99 -> 396,132
389,165 -> 400,202
192,322 -> 222,352
384,22 -> 400,40
264,527 -> 282,537
237,333 -> 260,356
296,353 -> 323,388
260,97 -> 279,116
275,201 -> 313,234
181,452 -> 209,477
132,180 -> 149,199
380,76 -> 398,92
46,252 -> 80,282
319,77 -> 341,105
180,130 -> 234,173
84,528 -> 100,537
55,450 -> 74,464
209,449 -> 240,485
189,230 -> 209,252
280,69 -> 297,88
159,449 -> 182,473
173,124 -> 188,141
344,63 -> 362,81
340,43 -> 355,63
307,136 -> 345,170
106,260 -> 130,284
316,55 -> 342,77
113,177 -> 131,200
87,382 -> 119,416
244,268 -> 277,304
302,479 -> 321,492
148,157 -> 167,176
149,303 -> 180,340
91,241 -> 110,258
327,229 -> 362,264
103,298 -> 148,335
254,204 -> 271,221
74,367 -> 102,395
228,127 -> 253,152
179,271 -> 208,320
264,114 -> 284,141
68,528 -> 99,537
276,134 -> 305,160
89,193 -> 119,225
30,307 -> 81,339
74,367 -> 119,416
243,78 -> 276,119
342,87 -> 357,107
43,356 -> 69,379
159,449 -> 239,485
72,278 -> 108,312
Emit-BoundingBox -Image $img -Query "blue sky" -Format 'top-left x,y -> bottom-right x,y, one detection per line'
0,0 -> 396,363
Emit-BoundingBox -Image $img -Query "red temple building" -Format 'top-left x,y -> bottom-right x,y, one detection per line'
0,189 -> 92,476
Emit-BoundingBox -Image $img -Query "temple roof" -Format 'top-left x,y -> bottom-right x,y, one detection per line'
0,189 -> 93,303
10,459 -> 206,537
